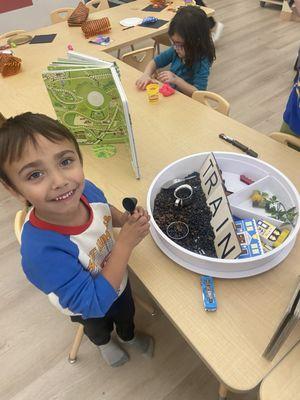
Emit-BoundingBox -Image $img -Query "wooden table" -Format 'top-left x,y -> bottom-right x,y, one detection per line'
1,12 -> 300,400
259,341 -> 300,400
0,0 -> 214,53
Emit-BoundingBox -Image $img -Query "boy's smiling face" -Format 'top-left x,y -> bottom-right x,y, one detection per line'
5,134 -> 85,225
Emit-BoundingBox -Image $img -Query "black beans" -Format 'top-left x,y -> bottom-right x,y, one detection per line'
153,172 -> 217,257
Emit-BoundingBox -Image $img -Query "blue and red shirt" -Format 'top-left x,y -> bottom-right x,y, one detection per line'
21,180 -> 127,319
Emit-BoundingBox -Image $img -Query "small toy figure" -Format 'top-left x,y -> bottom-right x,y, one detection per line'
251,190 -> 267,208
200,275 -> 217,312
240,174 -> 254,185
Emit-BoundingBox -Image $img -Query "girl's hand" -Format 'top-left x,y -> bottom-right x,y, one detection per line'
136,74 -> 154,90
117,209 -> 150,250
157,71 -> 177,85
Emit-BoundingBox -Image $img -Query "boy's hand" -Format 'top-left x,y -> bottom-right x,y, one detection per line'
117,208 -> 150,250
157,71 -> 177,85
119,206 -> 149,226
136,74 -> 154,90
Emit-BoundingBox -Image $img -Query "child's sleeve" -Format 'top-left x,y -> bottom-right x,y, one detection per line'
21,226 -> 118,319
83,179 -> 107,203
154,47 -> 174,69
192,58 -> 211,91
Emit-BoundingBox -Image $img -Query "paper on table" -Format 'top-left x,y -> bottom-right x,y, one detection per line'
29,34 -> 57,44
119,17 -> 143,27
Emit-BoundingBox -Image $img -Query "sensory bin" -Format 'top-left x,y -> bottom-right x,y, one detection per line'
147,152 -> 300,278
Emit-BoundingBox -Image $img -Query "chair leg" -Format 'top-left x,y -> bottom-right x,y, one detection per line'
68,324 -> 84,364
133,294 -> 156,316
218,382 -> 228,400
117,49 -> 121,59
130,45 -> 134,51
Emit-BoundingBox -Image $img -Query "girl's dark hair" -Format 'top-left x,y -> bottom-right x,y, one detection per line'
0,112 -> 83,188
168,6 -> 215,68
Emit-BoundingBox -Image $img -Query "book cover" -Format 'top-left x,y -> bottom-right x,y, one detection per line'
234,218 -> 264,259
42,51 -> 140,179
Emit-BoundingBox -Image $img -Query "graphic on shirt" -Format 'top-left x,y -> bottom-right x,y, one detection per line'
88,214 -> 114,274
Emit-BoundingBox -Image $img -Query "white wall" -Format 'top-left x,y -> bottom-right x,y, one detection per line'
0,0 -> 80,34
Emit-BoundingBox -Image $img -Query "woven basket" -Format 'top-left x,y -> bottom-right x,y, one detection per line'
81,17 -> 111,38
0,54 -> 21,77
68,2 -> 89,27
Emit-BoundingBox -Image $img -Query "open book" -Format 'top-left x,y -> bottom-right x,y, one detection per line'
42,51 -> 140,179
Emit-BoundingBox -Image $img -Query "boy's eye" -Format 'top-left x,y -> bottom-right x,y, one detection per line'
28,171 -> 43,180
61,158 -> 73,167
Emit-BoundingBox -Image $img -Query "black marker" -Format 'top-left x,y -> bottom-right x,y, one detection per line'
219,133 -> 258,158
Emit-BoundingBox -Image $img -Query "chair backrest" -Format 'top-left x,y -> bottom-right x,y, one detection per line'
192,90 -> 230,116
14,209 -> 27,245
85,0 -> 109,12
50,7 -> 75,24
0,30 -> 26,40
269,132 -> 300,152
121,47 -> 155,72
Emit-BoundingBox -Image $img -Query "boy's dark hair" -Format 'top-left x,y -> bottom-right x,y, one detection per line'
0,112 -> 83,188
168,6 -> 216,68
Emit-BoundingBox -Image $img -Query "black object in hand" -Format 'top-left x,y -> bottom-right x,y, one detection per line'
122,197 -> 137,214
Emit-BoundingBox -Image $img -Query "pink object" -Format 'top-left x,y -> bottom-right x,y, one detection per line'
159,83 -> 175,97
240,174 -> 254,185
67,44 -> 74,51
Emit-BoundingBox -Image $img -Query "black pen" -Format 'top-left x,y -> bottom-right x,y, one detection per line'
219,133 -> 258,158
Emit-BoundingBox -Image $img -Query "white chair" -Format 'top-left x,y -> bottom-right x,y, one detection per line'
50,7 -> 74,24
85,0 -> 109,13
192,90 -> 230,116
121,47 -> 155,72
269,132 -> 300,151
14,209 -> 156,363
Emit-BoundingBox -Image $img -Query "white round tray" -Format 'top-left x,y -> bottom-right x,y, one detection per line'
147,152 -> 300,278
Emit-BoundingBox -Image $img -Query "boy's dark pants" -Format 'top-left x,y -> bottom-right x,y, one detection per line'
71,281 -> 135,346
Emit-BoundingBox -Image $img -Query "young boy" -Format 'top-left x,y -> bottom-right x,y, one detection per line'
0,112 -> 153,367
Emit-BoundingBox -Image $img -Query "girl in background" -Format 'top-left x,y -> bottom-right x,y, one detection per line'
195,0 -> 224,42
136,6 -> 216,97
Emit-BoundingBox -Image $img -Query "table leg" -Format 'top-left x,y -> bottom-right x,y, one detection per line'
218,382 -> 228,400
